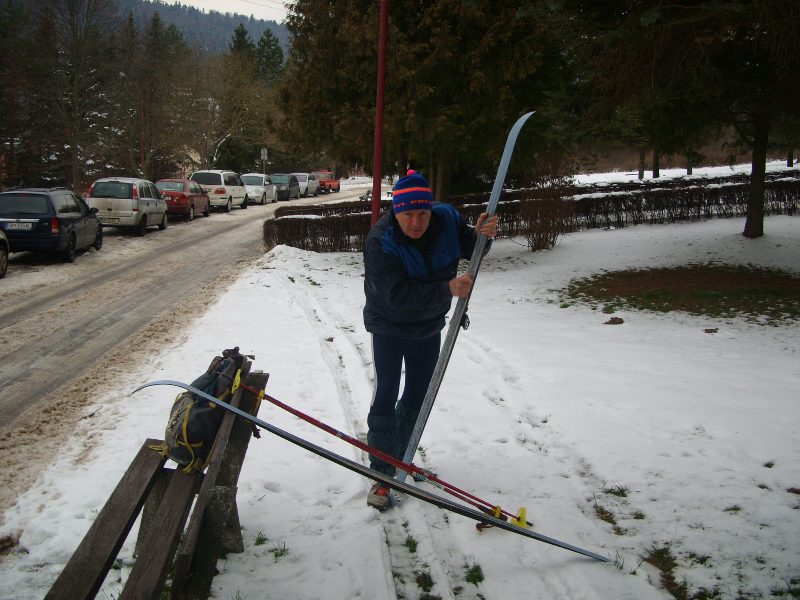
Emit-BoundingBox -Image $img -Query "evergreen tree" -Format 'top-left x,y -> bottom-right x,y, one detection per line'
256,29 -> 284,84
230,23 -> 256,57
556,0 -> 800,238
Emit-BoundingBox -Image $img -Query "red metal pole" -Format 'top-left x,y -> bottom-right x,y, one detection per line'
371,0 -> 388,225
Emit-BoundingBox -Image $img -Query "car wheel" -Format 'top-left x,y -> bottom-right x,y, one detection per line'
225,198 -> 232,213
93,225 -> 103,250
188,205 -> 195,221
203,203 -> 210,217
63,234 -> 77,263
136,215 -> 148,236
260,193 -> 266,205
241,195 -> 248,209
0,244 -> 8,279
159,212 -> 168,230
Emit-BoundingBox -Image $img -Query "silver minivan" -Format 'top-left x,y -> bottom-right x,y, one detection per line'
86,177 -> 168,236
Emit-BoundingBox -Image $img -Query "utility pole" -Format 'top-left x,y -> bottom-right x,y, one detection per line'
371,0 -> 388,225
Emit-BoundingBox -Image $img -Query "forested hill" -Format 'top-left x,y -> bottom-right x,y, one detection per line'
116,0 -> 289,54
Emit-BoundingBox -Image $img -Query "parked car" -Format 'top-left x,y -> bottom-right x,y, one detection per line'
0,228 -> 8,277
86,177 -> 168,236
312,170 -> 340,194
189,170 -> 248,212
155,178 -> 211,220
241,173 -> 278,204
270,174 -> 301,201
0,187 -> 102,262
292,172 -> 320,197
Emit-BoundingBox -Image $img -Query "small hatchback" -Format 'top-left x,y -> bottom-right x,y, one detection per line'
189,170 -> 248,212
86,177 -> 168,236
155,178 -> 211,220
241,173 -> 277,204
270,174 -> 301,201
292,172 -> 320,197
0,187 -> 102,262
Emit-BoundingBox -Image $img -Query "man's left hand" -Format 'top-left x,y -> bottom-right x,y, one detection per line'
475,213 -> 498,239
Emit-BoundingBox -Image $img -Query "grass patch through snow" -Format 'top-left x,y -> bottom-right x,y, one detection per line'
561,264 -> 800,324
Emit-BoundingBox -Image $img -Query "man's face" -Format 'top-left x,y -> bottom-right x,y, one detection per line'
395,209 -> 432,239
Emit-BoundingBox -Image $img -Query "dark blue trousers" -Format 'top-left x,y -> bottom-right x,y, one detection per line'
367,332 -> 441,475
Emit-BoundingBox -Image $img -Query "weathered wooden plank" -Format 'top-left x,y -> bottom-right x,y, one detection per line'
172,368 -> 269,600
118,470 -> 201,600
44,439 -> 167,600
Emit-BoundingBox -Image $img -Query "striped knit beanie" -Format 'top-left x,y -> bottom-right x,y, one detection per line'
391,170 -> 433,213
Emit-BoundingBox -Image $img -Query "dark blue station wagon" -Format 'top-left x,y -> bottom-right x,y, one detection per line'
0,187 -> 103,263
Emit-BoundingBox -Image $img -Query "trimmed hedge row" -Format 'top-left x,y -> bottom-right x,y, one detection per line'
263,175 -> 799,253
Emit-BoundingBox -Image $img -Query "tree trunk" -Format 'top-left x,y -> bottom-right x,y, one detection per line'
743,117 -> 769,239
433,160 -> 452,203
788,149 -> 795,168
652,149 -> 660,178
686,152 -> 693,175
638,149 -> 646,180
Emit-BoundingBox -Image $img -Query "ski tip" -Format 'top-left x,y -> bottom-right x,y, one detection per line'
130,379 -> 180,396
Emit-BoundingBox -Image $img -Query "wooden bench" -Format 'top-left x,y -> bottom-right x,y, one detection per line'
45,363 -> 269,600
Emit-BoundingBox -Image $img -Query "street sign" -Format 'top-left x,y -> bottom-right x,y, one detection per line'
260,147 -> 268,161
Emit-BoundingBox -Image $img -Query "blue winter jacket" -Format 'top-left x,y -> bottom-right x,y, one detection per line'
363,203 -> 487,340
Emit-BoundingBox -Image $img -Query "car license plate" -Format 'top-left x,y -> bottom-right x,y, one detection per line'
100,217 -> 120,224
5,222 -> 33,231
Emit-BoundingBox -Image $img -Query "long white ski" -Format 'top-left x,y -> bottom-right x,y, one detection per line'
396,111 -> 535,482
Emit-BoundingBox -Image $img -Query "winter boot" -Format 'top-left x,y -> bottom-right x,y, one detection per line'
395,404 -> 420,464
367,482 -> 391,510
366,413 -> 397,477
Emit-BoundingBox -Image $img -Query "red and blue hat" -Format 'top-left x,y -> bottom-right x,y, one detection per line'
392,170 -> 433,214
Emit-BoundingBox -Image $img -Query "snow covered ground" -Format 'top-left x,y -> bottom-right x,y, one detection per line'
0,164 -> 798,599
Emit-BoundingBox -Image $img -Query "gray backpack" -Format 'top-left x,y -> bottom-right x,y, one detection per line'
162,347 -> 245,472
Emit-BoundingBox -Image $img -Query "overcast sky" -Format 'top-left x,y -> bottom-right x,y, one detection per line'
161,0 -> 293,23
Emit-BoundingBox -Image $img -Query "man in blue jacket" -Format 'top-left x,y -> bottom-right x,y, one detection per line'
363,170 -> 498,509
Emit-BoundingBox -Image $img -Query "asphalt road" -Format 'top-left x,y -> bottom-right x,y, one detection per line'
0,187 -> 370,515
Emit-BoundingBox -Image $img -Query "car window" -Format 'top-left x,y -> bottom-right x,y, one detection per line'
241,175 -> 263,186
149,183 -> 160,198
290,176 -> 298,185
224,173 -> 237,186
0,194 -> 51,216
270,174 -> 288,184
294,174 -> 308,183
75,195 -> 91,213
92,181 -> 132,199
309,175 -> 316,181
54,193 -> 74,214
191,172 -> 223,186
157,181 -> 184,192
137,183 -> 149,199
189,181 -> 203,194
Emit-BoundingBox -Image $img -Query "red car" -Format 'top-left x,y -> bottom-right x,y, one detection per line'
155,179 -> 211,221
312,170 -> 340,193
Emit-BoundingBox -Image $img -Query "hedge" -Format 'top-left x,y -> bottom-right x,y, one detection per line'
263,174 -> 799,253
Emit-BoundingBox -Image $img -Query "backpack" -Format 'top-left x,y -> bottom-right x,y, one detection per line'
161,347 -> 246,473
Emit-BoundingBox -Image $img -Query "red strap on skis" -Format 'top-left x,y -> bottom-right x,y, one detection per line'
238,382 -> 530,527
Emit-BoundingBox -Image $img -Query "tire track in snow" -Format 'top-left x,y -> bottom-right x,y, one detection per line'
273,257 -> 492,600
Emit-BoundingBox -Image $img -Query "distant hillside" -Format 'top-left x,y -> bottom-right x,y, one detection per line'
116,0 -> 290,54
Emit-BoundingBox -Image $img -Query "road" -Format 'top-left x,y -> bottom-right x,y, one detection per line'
0,185 -> 370,515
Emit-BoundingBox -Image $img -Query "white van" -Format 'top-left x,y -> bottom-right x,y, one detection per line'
189,170 -> 248,212
86,177 -> 168,236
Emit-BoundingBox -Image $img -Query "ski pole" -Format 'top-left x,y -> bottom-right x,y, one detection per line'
237,381 -> 532,526
134,379 -> 608,561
